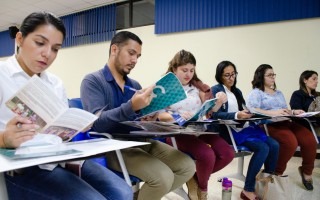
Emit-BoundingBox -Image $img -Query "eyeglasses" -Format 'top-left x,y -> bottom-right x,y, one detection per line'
223,72 -> 238,79
265,73 -> 276,78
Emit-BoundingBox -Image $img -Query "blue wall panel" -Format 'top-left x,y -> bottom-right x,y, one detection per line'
61,4 -> 116,48
0,30 -> 15,57
155,0 -> 320,34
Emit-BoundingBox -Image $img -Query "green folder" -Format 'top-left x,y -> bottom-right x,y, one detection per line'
140,72 -> 187,117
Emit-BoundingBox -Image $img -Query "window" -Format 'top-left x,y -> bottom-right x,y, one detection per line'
116,0 -> 155,30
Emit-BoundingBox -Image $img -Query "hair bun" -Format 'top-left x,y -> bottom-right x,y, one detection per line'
9,26 -> 19,39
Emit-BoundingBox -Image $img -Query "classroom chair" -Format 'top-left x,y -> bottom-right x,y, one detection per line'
68,98 -> 141,191
221,124 -> 252,182
70,98 -> 193,199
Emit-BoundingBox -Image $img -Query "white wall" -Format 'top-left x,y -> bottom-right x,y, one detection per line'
2,17 -> 320,106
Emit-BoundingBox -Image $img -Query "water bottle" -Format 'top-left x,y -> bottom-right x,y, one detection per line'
221,177 -> 232,200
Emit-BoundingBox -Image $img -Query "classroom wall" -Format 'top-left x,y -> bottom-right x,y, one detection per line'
1,17 -> 319,106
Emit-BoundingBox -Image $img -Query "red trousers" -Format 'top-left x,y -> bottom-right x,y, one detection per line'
167,134 -> 234,191
267,121 -> 317,175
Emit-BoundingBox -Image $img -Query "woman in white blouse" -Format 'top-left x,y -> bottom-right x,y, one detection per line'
158,50 -> 234,200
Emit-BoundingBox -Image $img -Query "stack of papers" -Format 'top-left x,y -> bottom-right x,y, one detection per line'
1,134 -> 81,159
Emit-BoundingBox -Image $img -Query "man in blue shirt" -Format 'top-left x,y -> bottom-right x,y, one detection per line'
80,31 -> 195,200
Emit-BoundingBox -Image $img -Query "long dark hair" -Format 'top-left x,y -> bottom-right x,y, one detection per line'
215,60 -> 238,89
109,31 -> 142,56
251,64 -> 277,91
215,60 -> 245,110
166,49 -> 200,83
299,70 -> 319,96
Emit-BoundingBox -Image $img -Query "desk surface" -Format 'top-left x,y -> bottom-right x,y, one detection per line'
0,139 -> 148,173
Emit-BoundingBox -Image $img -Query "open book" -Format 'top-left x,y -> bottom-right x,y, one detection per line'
5,75 -> 98,142
249,110 -> 320,119
0,138 -> 148,160
172,98 -> 217,126
293,111 -> 320,118
0,144 -> 82,159
189,98 -> 217,121
140,72 -> 187,117
244,107 -> 320,124
121,121 -> 218,136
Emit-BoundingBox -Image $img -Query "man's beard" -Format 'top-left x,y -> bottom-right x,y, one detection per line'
114,57 -> 131,76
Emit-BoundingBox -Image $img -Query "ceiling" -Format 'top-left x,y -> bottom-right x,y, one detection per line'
0,0 -> 126,32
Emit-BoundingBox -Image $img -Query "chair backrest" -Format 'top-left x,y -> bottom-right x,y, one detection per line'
68,98 -> 90,141
68,98 -> 83,109
67,98 -> 141,185
68,98 -> 107,166
223,124 -> 251,153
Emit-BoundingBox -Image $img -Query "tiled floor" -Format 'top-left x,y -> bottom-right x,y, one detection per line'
162,154 -> 320,200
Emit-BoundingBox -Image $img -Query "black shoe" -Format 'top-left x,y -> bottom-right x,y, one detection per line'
298,166 -> 313,191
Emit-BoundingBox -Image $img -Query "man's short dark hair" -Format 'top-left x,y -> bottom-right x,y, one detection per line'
109,31 -> 142,55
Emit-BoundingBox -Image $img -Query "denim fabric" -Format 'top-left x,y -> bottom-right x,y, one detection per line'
242,137 -> 279,192
5,160 -> 132,200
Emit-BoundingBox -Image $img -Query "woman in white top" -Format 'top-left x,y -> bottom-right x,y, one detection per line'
0,11 -> 132,200
159,50 -> 234,200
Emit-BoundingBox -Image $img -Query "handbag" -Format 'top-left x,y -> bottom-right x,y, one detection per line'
308,96 -> 320,113
231,125 -> 267,145
255,170 -> 293,200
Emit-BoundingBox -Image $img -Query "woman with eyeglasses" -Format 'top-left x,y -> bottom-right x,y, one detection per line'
247,64 -> 317,191
158,50 -> 234,200
211,61 -> 279,200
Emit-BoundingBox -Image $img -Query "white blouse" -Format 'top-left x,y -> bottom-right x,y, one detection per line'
169,84 -> 202,115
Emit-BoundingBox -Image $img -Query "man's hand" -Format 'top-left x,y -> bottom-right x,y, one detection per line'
131,85 -> 155,111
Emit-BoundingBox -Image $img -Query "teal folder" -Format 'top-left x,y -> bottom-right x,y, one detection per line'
140,72 -> 187,117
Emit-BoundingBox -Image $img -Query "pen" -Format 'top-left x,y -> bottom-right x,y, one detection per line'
124,85 -> 138,92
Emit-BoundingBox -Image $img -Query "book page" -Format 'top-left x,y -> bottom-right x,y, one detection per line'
0,145 -> 82,159
5,75 -> 68,130
250,110 -> 320,119
172,98 -> 218,126
249,112 -> 290,123
121,121 -> 189,133
293,111 -> 320,118
44,108 -> 98,142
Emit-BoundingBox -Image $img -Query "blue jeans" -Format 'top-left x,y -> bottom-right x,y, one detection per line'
242,137 -> 279,192
5,160 -> 133,200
